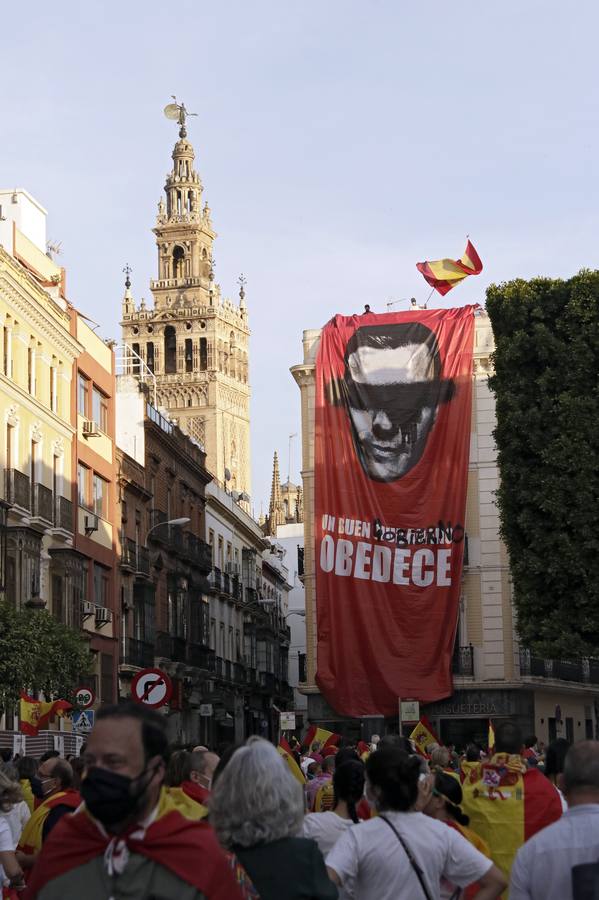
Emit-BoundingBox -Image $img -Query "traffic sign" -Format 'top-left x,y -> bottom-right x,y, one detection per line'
199,704 -> 213,717
74,686 -> 95,709
72,709 -> 95,734
280,712 -> 296,730
400,699 -> 420,725
131,667 -> 172,709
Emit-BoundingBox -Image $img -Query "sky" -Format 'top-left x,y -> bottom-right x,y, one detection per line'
2,0 -> 598,513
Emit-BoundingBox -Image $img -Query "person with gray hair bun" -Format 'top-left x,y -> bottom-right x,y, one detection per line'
210,736 -> 338,900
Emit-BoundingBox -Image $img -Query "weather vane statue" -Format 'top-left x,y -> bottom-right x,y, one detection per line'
163,96 -> 197,138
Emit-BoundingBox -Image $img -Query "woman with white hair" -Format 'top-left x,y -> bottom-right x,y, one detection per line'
210,736 -> 338,900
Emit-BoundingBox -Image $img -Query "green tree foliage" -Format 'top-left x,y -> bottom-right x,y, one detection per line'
0,601 -> 92,708
486,270 -> 599,658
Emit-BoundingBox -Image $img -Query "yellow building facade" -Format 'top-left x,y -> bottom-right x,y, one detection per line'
0,191 -> 80,612
292,309 -> 598,745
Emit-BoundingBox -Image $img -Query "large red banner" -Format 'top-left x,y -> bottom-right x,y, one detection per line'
314,307 -> 475,717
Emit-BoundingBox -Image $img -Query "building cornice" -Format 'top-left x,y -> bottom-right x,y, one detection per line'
0,262 -> 83,360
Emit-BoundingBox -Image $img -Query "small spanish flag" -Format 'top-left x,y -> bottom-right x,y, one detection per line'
488,719 -> 496,753
303,725 -> 340,752
409,716 -> 440,757
277,736 -> 305,784
416,239 -> 483,296
19,693 -> 72,736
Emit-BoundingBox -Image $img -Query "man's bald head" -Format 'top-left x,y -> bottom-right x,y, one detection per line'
563,741 -> 599,802
38,756 -> 73,798
190,750 -> 220,789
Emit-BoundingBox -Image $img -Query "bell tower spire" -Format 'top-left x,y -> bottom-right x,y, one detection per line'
120,101 -> 252,502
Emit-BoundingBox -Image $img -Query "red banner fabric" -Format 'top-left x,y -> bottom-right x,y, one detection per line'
314,307 -> 475,717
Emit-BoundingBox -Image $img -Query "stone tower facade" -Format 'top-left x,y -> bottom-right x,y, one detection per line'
120,112 -> 251,498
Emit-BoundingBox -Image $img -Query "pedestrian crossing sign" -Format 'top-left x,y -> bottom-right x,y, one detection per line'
72,709 -> 95,734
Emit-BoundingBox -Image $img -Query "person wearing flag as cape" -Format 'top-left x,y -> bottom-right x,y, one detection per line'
17,758 -> 80,877
23,703 -> 244,900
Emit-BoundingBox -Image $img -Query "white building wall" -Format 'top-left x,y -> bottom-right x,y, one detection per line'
275,523 -> 307,718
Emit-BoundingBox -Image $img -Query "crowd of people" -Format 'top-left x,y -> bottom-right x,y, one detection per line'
0,707 -> 597,898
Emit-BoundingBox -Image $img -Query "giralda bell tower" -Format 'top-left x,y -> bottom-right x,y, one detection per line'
121,102 -> 251,499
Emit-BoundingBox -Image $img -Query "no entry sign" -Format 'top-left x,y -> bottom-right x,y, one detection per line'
131,667 -> 172,709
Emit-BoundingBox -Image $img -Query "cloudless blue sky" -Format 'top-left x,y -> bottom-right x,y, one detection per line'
2,1 -> 598,512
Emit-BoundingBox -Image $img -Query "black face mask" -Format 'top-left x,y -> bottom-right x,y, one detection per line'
81,766 -> 153,826
30,776 -> 44,800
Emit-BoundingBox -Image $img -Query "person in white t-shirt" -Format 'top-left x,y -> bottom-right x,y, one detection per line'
0,777 -> 25,893
303,759 -> 365,855
0,768 -> 30,846
326,746 -> 506,900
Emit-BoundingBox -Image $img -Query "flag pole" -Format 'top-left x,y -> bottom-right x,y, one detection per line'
423,287 -> 435,309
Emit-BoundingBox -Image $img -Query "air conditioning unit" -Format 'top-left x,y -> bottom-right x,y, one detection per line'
95,606 -> 113,626
82,420 -> 100,438
84,514 -> 99,535
81,601 -> 95,617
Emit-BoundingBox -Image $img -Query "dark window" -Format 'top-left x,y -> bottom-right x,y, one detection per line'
93,562 -> 109,607
164,327 -> 177,374
298,652 -> 307,682
199,338 -> 207,371
185,338 -> 193,373
131,343 -> 140,375
146,342 -> 155,373
173,246 -> 185,279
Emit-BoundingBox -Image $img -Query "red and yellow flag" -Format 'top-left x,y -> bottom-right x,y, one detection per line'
462,753 -> 562,887
19,692 -> 72,736
303,725 -> 340,752
277,737 -> 305,784
409,716 -> 440,757
416,239 -> 483,296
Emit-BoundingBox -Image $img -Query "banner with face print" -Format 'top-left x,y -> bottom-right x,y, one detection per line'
314,307 -> 475,717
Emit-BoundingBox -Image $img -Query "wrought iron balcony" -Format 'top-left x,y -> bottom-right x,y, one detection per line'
215,656 -> 224,678
187,643 -> 216,671
224,660 -> 232,681
258,671 -> 276,693
519,649 -> 599,684
452,644 -> 474,677
234,662 -> 246,684
148,509 -> 168,544
156,632 -> 187,663
54,496 -> 73,532
222,573 -> 231,596
31,483 -> 53,522
181,532 -> 212,570
121,638 -> 154,669
209,568 -> 223,592
5,469 -> 30,510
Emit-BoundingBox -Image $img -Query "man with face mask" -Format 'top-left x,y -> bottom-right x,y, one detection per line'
24,703 -> 243,900
16,758 -> 80,875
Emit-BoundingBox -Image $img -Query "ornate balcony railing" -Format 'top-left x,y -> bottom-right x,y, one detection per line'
452,644 -> 474,677
187,643 -> 216,671
519,649 -> 599,684
31,483 -> 53,522
121,638 -> 154,669
54,496 -> 73,532
5,469 -> 30,510
156,632 -> 187,663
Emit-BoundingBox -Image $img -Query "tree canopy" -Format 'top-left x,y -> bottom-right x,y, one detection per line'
0,601 -> 92,709
486,270 -> 599,658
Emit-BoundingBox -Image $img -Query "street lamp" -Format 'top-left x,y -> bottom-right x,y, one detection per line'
285,610 -> 306,620
145,516 -> 190,542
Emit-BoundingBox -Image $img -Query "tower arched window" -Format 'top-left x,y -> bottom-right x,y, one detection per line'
164,326 -> 177,374
146,342 -> 155,374
172,246 -> 185,279
199,338 -> 207,371
185,338 -> 193,373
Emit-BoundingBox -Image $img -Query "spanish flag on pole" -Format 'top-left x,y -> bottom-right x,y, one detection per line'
277,736 -> 305,784
303,724 -> 340,752
409,716 -> 440,757
19,692 -> 72,736
416,239 -> 483,296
